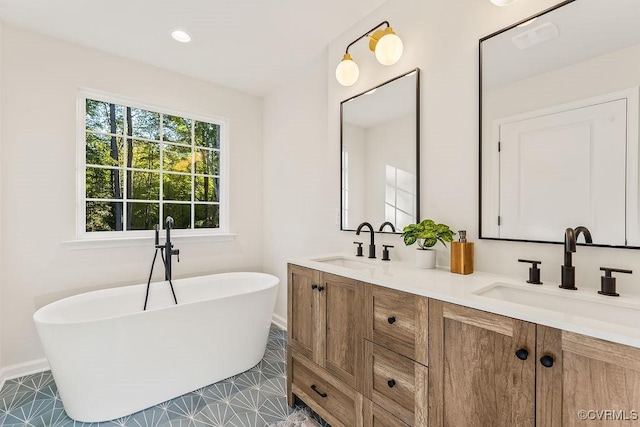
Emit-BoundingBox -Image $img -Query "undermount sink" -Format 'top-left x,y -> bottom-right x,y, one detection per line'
312,256 -> 376,270
473,282 -> 640,329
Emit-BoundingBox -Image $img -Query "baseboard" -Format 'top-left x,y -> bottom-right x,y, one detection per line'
272,313 -> 287,330
0,358 -> 50,390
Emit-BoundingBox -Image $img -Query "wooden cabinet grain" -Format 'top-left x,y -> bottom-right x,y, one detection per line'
537,326 -> 640,427
428,300 -> 536,427
429,299 -> 640,427
287,265 -> 364,425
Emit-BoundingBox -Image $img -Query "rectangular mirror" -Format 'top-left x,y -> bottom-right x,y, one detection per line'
480,0 -> 640,247
341,68 -> 420,232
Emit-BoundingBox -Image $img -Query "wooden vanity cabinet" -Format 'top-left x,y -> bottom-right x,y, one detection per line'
287,266 -> 428,427
429,299 -> 640,427
537,326 -> 640,427
287,264 -> 364,426
428,300 -> 536,427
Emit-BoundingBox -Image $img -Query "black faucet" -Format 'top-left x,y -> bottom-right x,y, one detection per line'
144,216 -> 180,310
163,216 -> 180,281
378,221 -> 396,233
560,226 -> 592,290
356,222 -> 376,258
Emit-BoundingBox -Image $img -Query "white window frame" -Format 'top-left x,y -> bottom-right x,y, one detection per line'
76,88 -> 230,240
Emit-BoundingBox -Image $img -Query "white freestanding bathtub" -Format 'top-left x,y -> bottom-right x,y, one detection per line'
33,272 -> 279,422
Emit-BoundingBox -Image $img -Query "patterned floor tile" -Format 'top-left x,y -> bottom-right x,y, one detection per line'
260,377 -> 286,399
127,406 -> 173,427
0,325 -> 330,427
258,398 -> 292,424
225,411 -> 267,427
193,402 -> 235,426
199,382 -> 240,405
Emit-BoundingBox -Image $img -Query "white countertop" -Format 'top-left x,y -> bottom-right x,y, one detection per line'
288,253 -> 640,349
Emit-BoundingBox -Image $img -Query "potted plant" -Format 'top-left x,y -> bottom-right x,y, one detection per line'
401,219 -> 455,269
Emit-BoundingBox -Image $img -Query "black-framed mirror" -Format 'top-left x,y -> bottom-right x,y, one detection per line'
340,68 -> 420,233
479,0 -> 640,248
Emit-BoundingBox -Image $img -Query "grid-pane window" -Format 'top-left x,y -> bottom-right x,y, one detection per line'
82,95 -> 225,234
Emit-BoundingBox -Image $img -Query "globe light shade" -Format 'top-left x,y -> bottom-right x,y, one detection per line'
490,0 -> 518,6
374,28 -> 403,65
335,54 -> 359,86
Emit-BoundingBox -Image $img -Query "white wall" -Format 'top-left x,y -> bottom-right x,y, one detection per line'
264,0 -> 640,326
262,54 -> 336,323
0,25 -> 264,367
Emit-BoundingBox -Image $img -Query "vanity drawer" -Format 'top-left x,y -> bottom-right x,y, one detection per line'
291,352 -> 361,427
365,284 -> 428,364
364,398 -> 410,427
364,341 -> 428,426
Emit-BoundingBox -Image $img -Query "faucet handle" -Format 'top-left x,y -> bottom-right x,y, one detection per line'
598,267 -> 632,297
518,259 -> 542,285
353,241 -> 364,257
382,245 -> 394,261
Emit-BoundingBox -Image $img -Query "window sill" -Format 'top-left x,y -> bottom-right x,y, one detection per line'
62,233 -> 238,250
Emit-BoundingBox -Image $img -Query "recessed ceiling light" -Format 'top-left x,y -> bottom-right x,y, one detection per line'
171,30 -> 191,43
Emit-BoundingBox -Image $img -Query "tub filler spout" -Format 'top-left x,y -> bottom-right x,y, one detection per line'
144,216 -> 180,310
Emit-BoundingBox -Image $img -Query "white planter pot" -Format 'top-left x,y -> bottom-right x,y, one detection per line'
416,249 -> 436,269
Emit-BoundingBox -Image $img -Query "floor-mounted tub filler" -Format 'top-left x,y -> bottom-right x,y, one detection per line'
33,272 -> 279,422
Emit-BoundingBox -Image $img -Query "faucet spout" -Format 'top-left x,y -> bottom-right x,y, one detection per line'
378,221 -> 396,233
574,226 -> 593,244
561,226 -> 592,290
356,222 -> 376,258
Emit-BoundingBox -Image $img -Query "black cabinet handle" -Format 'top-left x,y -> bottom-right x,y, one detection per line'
387,379 -> 396,388
317,286 -> 325,292
515,348 -> 529,360
310,384 -> 327,398
311,284 -> 318,290
540,355 -> 554,368
387,316 -> 396,324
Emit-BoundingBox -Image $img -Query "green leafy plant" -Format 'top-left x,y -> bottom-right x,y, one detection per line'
401,219 -> 455,250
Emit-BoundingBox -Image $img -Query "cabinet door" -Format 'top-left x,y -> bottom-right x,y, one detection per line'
322,273 -> 364,392
287,265 -> 321,363
537,326 -> 640,427
429,300 -> 536,427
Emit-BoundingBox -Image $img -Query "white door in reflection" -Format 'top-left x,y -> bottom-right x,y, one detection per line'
499,98 -> 627,244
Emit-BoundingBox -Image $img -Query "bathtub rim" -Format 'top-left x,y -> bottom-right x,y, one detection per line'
33,271 -> 279,326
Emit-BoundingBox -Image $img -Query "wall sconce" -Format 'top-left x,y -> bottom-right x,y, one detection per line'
490,0 -> 518,6
335,21 -> 404,87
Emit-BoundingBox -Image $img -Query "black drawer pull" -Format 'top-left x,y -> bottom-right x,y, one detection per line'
387,316 -> 396,324
515,348 -> 529,361
311,284 -> 318,290
387,379 -> 396,388
317,286 -> 325,292
311,384 -> 327,398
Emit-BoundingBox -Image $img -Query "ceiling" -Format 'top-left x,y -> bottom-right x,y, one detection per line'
0,0 -> 387,96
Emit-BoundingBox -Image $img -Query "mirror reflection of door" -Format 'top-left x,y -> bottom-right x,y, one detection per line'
498,97 -> 627,245
341,69 -> 419,232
